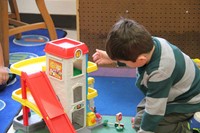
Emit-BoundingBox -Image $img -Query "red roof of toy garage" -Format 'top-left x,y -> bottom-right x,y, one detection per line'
45,38 -> 89,59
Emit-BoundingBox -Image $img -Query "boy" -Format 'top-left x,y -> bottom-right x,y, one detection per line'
92,18 -> 200,133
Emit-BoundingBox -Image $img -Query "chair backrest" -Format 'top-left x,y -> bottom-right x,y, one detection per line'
8,0 -> 20,20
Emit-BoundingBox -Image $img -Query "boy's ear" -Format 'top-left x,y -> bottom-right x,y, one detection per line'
137,55 -> 148,64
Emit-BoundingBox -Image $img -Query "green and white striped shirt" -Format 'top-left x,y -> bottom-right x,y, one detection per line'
136,37 -> 200,132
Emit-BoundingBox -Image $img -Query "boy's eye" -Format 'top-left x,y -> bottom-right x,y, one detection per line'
117,61 -> 127,67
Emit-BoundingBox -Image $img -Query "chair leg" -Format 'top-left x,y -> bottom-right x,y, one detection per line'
9,0 -> 22,40
0,0 -> 10,67
36,0 -> 57,40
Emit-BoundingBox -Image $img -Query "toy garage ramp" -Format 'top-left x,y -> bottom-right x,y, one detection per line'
22,71 -> 76,133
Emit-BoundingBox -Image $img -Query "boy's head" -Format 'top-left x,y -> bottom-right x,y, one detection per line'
106,18 -> 154,62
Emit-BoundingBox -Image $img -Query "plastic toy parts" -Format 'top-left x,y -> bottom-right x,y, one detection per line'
103,112 -> 125,132
131,117 -> 135,128
193,58 -> 200,68
11,38 -> 103,133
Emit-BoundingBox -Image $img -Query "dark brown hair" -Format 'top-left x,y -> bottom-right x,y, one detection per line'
106,18 -> 154,62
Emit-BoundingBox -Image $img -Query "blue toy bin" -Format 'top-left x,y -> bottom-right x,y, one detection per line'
190,112 -> 200,129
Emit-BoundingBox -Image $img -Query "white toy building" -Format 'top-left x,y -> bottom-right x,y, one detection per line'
45,38 -> 89,131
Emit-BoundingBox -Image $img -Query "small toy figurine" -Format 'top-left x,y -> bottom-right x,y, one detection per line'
95,113 -> 102,123
131,117 -> 135,128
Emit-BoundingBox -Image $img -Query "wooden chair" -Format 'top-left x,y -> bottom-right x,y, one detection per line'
0,0 -> 58,67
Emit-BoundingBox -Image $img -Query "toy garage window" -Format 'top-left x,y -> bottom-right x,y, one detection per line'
72,108 -> 84,129
73,86 -> 82,103
73,59 -> 82,76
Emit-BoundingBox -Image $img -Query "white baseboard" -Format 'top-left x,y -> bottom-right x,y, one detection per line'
16,0 -> 76,15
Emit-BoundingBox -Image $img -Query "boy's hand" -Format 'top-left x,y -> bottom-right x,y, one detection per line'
92,49 -> 115,65
0,67 -> 9,85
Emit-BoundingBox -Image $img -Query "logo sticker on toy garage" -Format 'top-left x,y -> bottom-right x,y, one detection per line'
9,52 -> 38,64
49,59 -> 63,80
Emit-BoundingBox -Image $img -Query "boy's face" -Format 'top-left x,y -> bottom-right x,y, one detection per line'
117,60 -> 139,68
118,55 -> 147,68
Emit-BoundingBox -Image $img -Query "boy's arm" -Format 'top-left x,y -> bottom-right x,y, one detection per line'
137,71 -> 172,132
92,49 -> 115,65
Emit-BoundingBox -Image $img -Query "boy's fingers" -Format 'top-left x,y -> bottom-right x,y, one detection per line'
2,74 -> 9,83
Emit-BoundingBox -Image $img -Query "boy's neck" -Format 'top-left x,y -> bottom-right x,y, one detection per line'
146,45 -> 155,64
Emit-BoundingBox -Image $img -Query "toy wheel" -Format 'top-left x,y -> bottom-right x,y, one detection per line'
103,120 -> 108,126
116,126 -> 124,132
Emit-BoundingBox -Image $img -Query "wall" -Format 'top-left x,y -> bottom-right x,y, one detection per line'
78,0 -> 200,61
16,0 -> 76,15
